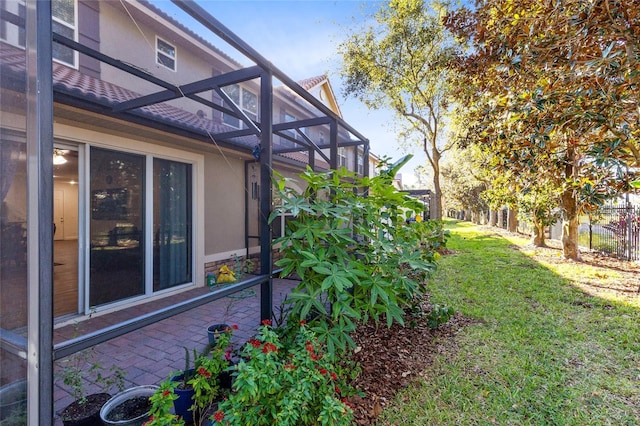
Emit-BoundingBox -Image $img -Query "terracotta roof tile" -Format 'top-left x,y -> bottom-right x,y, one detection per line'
297,75 -> 327,91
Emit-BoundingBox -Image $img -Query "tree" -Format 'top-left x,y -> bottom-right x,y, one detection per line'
445,0 -> 640,259
440,146 -> 488,223
339,0 -> 462,220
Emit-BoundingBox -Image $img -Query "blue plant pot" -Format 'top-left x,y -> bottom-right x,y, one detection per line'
171,369 -> 195,424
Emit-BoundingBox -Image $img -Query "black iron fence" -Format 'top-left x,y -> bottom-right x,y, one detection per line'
580,203 -> 640,261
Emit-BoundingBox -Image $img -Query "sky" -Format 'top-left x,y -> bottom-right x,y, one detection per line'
153,0 -> 426,187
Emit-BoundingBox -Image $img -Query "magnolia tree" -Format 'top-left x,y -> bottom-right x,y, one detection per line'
445,0 -> 640,259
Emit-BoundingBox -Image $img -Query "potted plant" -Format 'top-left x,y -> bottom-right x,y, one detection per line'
145,326 -> 234,426
56,349 -> 127,426
99,385 -> 158,426
169,347 -> 197,424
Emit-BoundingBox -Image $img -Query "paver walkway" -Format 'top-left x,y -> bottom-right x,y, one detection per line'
53,278 -> 298,424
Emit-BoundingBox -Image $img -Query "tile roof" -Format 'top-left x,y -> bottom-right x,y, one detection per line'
297,75 -> 327,91
0,43 -> 334,171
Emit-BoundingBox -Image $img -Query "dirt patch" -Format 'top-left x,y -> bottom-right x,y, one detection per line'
103,396 -> 151,422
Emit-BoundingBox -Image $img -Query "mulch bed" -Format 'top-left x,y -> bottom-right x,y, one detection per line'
346,307 -> 475,425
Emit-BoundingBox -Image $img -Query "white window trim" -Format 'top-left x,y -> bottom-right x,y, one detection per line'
338,147 -> 347,168
52,0 -> 79,69
156,36 -> 177,72
222,84 -> 258,129
0,0 -> 26,48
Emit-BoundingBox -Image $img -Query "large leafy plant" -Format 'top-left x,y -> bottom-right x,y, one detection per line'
214,321 -> 355,426
270,162 -> 447,357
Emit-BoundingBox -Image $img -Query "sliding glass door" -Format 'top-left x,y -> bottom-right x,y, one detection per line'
153,158 -> 192,290
87,147 -> 193,308
89,147 -> 145,306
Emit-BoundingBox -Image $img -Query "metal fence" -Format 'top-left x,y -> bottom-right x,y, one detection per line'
580,203 -> 640,261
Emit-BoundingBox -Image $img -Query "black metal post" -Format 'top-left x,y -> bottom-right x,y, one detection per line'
259,71 -> 273,322
26,0 -> 54,423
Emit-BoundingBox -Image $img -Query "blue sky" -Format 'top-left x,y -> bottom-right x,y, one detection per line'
153,0 -> 425,186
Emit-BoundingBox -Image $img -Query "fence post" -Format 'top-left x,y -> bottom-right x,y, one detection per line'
627,201 -> 633,261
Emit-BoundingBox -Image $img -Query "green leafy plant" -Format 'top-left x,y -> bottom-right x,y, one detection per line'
214,321 -> 355,426
270,162 -> 447,357
57,348 -> 127,405
425,304 -> 455,329
145,326 -> 234,426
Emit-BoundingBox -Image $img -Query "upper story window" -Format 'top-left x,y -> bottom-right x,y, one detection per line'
52,0 -> 77,67
338,147 -> 347,168
156,37 -> 176,71
0,0 -> 26,47
222,84 -> 258,128
357,152 -> 364,175
283,113 -> 296,139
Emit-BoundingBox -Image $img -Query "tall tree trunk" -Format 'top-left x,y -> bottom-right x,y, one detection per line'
531,216 -> 547,247
489,209 -> 498,226
507,207 -> 518,233
432,153 -> 443,220
561,188 -> 581,260
560,143 -> 581,260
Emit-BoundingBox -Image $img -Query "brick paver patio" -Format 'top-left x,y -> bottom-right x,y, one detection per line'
53,278 -> 298,424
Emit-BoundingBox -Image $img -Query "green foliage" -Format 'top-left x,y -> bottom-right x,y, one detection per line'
382,221 -> 640,424
56,348 -> 126,407
271,165 -> 446,357
215,322 -> 355,426
424,304 -> 455,329
339,0 -> 465,220
146,326 -> 234,426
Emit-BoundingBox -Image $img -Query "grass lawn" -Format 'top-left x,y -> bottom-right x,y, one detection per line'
380,221 -> 640,425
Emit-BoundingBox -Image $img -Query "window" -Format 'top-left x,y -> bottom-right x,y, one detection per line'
357,153 -> 364,175
222,84 -> 258,128
0,0 -> 26,47
338,147 -> 347,168
283,113 -> 296,138
52,0 -> 77,67
156,37 -> 176,71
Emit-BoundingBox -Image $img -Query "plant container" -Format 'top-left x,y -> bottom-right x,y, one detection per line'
0,380 -> 27,421
59,392 -> 111,426
170,370 -> 195,424
207,324 -> 229,344
99,385 -> 158,426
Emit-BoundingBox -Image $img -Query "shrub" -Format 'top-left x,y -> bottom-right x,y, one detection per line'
270,162 -> 447,356
214,322 -> 355,426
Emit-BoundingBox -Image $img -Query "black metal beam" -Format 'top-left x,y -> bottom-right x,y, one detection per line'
27,1 -> 54,424
272,116 -> 331,132
172,0 -> 370,146
259,71 -> 273,322
112,66 -> 262,113
53,32 -> 177,91
53,275 -> 270,360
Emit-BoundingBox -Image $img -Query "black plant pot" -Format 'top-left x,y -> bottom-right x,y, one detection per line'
59,393 -> 111,426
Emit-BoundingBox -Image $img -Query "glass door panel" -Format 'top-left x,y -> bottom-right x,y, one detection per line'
89,147 -> 145,306
153,158 -> 192,290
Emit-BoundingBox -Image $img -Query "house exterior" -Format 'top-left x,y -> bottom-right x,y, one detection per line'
0,1 -> 371,421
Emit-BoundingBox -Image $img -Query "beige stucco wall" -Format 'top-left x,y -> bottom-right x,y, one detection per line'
203,152 -> 246,256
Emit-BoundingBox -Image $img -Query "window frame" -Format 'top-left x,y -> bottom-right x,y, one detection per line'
222,84 -> 259,129
156,36 -> 177,72
51,0 -> 78,68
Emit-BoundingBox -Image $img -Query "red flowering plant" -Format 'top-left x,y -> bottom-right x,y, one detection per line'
145,325 -> 235,426
212,321 -> 355,426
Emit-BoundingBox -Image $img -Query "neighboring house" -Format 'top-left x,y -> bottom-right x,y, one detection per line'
0,0 -> 370,327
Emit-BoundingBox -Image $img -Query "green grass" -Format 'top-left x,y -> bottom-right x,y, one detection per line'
380,221 -> 640,425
